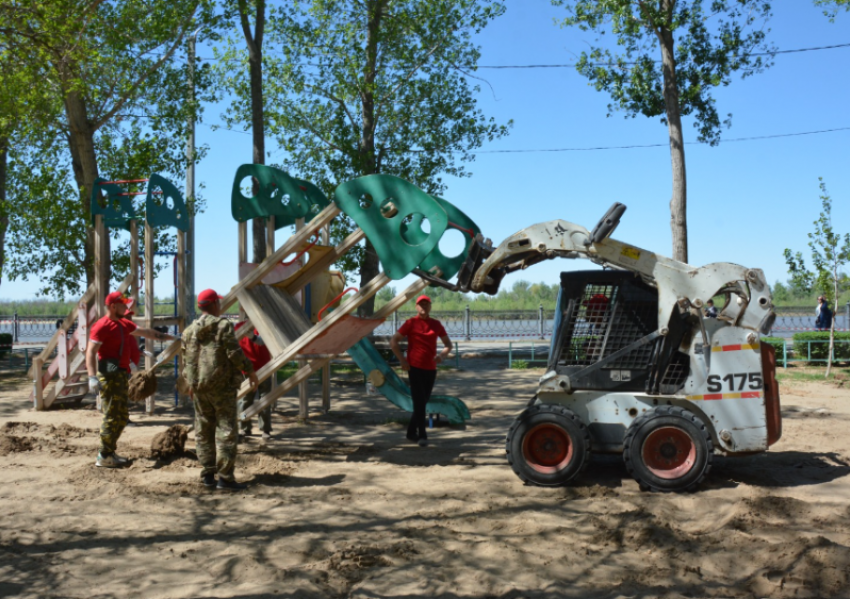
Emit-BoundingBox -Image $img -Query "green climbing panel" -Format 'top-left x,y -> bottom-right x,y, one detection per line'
90,178 -> 138,230
145,174 -> 189,232
414,196 -> 480,282
231,164 -> 330,228
333,175 -> 449,280
334,175 -> 481,282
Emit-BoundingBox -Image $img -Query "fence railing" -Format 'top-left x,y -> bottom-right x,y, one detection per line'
5,303 -> 850,344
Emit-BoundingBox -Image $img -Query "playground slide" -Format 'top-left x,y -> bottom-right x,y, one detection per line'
346,338 -> 471,425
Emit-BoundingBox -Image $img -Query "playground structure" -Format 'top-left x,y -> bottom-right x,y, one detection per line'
29,163 -> 782,493
29,175 -> 190,413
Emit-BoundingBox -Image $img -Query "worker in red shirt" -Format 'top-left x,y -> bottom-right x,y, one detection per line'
390,295 -> 453,447
86,291 -> 178,468
235,321 -> 273,440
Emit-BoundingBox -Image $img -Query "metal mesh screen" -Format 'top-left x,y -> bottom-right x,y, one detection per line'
558,281 -> 656,369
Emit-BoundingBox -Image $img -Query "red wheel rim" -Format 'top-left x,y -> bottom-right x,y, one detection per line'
522,423 -> 573,474
641,426 -> 696,480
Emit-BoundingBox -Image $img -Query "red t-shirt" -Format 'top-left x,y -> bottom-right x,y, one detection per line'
89,316 -> 138,371
398,317 -> 447,371
236,321 -> 271,371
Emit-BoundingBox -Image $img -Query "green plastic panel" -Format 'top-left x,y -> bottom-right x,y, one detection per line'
90,178 -> 138,231
416,197 -> 481,282
333,175 -> 449,280
347,337 -> 470,424
145,174 -> 189,232
231,164 -> 330,228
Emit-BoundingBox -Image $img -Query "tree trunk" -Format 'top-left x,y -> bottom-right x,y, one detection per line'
657,21 -> 688,263
64,89 -> 104,290
239,0 -> 268,264
0,136 -> 8,291
357,0 -> 386,317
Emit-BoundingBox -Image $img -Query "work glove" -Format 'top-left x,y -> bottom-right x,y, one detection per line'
88,376 -> 102,393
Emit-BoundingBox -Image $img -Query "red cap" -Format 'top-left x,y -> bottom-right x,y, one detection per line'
416,295 -> 431,305
197,289 -> 224,307
105,291 -> 131,306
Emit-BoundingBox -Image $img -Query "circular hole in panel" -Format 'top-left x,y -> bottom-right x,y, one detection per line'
98,190 -> 108,208
400,213 -> 430,246
437,228 -> 466,259
310,203 -> 320,214
379,197 -> 398,219
165,196 -> 174,210
359,194 -> 373,210
282,193 -> 291,207
240,176 -> 254,199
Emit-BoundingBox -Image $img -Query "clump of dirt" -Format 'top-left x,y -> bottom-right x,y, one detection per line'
150,424 -> 188,459
3,422 -> 40,433
50,423 -> 91,438
0,434 -> 36,455
129,370 -> 158,403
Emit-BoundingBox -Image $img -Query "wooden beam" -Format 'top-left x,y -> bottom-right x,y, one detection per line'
28,283 -> 96,377
222,204 -> 341,313
144,221 -> 155,415
242,358 -> 330,420
32,357 -> 44,411
282,229 -> 365,295
235,272 -> 391,399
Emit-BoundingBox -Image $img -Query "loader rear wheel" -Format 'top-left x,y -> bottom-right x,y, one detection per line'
506,404 -> 590,487
623,405 -> 713,493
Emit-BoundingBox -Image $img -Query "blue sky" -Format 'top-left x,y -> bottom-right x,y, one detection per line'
6,1 -> 850,302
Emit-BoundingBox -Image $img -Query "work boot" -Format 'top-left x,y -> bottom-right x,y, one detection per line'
201,473 -> 216,488
418,438 -> 429,447
112,453 -> 130,465
95,453 -> 121,468
261,431 -> 272,441
217,478 -> 248,491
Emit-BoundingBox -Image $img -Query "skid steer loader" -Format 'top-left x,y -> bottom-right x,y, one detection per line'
428,203 -> 781,492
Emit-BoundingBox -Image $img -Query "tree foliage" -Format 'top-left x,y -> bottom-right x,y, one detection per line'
553,0 -> 773,263
0,0 -> 217,298
217,0 -> 511,312
783,179 -> 850,376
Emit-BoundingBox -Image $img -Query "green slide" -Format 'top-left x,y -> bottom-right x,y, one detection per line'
346,337 -> 471,425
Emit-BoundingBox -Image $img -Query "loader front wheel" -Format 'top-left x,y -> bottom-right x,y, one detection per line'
506,404 -> 590,487
623,405 -> 713,493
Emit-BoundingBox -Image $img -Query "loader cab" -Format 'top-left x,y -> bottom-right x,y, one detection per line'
547,271 -> 692,395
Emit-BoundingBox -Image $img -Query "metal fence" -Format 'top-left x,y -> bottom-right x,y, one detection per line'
4,303 -> 850,345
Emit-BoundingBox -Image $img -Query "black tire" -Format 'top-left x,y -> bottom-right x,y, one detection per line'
505,403 -> 591,487
623,405 -> 713,493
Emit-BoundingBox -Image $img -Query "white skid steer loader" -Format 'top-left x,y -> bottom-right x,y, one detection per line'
437,203 -> 781,492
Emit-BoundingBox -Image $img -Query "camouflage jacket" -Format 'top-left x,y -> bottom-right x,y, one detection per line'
182,314 -> 254,393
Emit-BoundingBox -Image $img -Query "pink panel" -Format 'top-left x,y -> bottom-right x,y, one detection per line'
300,315 -> 385,355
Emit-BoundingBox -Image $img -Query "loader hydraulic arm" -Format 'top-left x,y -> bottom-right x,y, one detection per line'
454,203 -> 775,335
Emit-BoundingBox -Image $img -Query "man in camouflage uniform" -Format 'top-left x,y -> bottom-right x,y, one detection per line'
86,291 -> 178,468
182,289 -> 258,490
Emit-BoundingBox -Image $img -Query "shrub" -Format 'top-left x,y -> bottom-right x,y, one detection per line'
761,337 -> 786,355
511,359 -> 530,369
0,333 -> 11,358
791,332 -> 850,363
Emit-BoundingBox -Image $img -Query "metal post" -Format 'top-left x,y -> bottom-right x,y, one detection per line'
845,302 -> 849,331
538,304 -> 544,339
464,304 -> 471,341
508,341 -> 513,368
13,311 -> 17,343
783,339 -> 787,369
455,343 -> 460,369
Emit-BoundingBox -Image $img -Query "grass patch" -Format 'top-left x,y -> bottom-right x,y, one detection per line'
775,366 -> 850,384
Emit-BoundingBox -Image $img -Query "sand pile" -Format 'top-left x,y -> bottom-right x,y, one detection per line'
150,424 -> 188,459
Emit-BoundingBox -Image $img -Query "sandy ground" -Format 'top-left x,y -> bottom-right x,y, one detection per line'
1,358 -> 850,599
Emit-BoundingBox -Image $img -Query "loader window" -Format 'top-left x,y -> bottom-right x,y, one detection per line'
552,271 -> 661,392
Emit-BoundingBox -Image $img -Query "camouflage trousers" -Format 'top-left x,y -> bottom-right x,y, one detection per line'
193,389 -> 238,481
238,378 -> 272,434
98,370 -> 130,456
